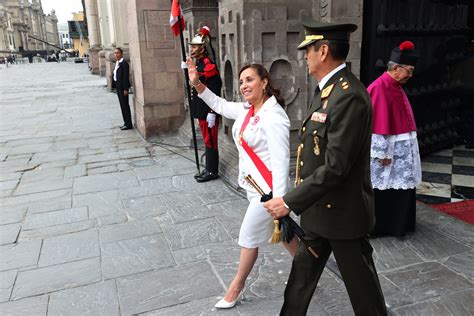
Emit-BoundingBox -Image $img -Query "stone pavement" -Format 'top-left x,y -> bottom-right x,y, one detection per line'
0,62 -> 472,316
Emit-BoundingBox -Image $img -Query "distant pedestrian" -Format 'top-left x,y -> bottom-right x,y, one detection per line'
368,41 -> 421,238
112,47 -> 132,130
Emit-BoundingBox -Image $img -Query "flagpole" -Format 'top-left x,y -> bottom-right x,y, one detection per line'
176,8 -> 201,174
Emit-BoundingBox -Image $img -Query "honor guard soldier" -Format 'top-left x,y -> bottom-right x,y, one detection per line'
264,18 -> 387,315
189,26 -> 223,182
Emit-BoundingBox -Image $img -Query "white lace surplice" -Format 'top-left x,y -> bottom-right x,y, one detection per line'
370,132 -> 422,190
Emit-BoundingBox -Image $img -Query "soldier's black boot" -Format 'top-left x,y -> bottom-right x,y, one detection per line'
196,147 -> 219,183
194,169 -> 207,179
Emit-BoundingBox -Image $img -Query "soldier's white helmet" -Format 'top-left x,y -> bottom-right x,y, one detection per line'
190,26 -> 210,46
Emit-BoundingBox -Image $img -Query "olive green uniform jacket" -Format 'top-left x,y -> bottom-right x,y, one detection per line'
284,67 -> 375,240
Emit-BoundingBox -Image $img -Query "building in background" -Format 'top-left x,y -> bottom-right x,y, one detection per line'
57,22 -> 72,49
0,0 -> 60,58
68,11 -> 89,57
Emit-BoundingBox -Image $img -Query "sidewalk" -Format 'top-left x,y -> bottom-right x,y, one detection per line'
0,63 -> 472,315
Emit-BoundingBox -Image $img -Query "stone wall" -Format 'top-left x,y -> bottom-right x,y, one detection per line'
127,0 -> 186,138
201,0 -> 363,186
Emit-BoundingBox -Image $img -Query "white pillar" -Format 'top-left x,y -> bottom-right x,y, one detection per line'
84,0 -> 100,48
109,0 -> 128,48
106,0 -> 115,46
97,0 -> 112,48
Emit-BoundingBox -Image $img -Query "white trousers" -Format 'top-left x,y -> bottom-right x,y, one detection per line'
238,191 -> 275,249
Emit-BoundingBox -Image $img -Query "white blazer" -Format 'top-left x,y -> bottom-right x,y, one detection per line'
198,88 -> 290,197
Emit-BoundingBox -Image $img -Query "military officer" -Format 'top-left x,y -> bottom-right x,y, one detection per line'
264,18 -> 387,315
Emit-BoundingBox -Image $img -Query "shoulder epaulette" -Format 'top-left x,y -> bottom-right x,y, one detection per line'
321,83 -> 335,99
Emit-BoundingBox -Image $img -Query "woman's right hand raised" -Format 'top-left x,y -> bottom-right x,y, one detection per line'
186,58 -> 199,85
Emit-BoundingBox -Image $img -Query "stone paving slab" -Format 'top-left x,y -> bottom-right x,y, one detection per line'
0,180 -> 19,191
382,262 -> 472,303
64,164 -> 87,178
13,178 -> 73,196
406,222 -> 471,260
371,237 -> 423,272
88,165 -> 119,175
118,177 -> 179,200
116,261 -> 222,315
140,296 -> 241,315
150,191 -> 217,224
207,199 -> 249,239
20,167 -> 64,184
0,240 -> 41,272
38,229 -> 100,267
0,205 -> 27,225
417,203 -> 474,247
73,171 -> 138,195
99,218 -> 162,243
19,219 -> 98,240
79,151 -> 121,164
11,257 -> 102,300
378,275 -> 414,310
0,223 -> 20,245
0,269 -> 17,302
101,233 -> 175,280
0,172 -> 22,182
2,188 -> 71,209
29,150 -> 78,165
73,189 -> 124,219
0,294 -> 49,316
48,280 -> 120,316
160,217 -> 232,250
392,288 -> 474,315
22,206 -> 88,230
122,195 -> 168,219
441,249 -> 474,282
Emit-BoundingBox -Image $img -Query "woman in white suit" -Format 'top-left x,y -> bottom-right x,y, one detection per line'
187,59 -> 299,309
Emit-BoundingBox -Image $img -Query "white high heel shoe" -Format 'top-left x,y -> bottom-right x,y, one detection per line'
214,291 -> 244,309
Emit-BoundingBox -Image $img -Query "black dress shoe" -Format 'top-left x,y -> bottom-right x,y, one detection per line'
120,125 -> 133,130
196,171 -> 219,183
194,169 -> 207,179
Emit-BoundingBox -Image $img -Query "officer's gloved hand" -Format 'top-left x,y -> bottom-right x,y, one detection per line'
207,113 -> 216,128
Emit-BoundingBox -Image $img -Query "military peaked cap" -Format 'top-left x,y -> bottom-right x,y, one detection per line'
297,17 -> 357,50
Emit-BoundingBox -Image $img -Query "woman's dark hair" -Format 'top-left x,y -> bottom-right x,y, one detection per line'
238,64 -> 285,107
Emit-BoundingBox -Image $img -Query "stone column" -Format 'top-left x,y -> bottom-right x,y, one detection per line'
97,0 -> 112,47
98,50 -> 106,76
110,0 -> 128,48
102,0 -> 130,90
106,0 -> 116,45
127,0 -> 185,138
97,0 -> 112,77
85,0 -> 101,74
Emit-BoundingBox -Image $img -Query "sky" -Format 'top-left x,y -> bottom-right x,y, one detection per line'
41,0 -> 83,24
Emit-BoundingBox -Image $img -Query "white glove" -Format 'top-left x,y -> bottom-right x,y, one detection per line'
207,113 -> 216,128
180,61 -> 188,69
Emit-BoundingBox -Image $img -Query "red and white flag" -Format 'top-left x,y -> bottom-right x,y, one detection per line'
169,0 -> 185,37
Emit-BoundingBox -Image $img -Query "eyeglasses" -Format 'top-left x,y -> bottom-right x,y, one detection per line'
399,65 -> 414,75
